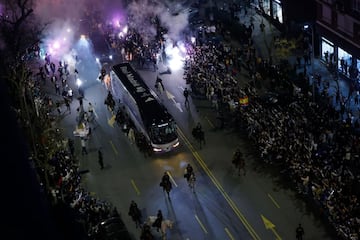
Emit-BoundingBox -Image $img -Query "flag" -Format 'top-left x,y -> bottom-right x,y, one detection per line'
239,96 -> 249,107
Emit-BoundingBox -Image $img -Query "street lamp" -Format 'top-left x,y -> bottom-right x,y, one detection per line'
304,24 -> 315,101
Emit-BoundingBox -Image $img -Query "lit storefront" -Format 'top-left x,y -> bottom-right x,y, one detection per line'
320,37 -> 335,63
259,0 -> 271,16
319,36 -> 359,81
272,0 -> 283,23
338,48 -> 352,76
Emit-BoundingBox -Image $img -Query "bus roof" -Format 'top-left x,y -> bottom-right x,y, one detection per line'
112,62 -> 174,127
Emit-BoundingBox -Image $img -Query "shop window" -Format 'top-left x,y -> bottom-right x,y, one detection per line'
338,48 -> 352,76
321,37 -> 335,64
261,0 -> 271,16
272,1 -> 283,23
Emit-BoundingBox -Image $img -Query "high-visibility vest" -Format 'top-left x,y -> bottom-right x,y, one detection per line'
239,96 -> 249,107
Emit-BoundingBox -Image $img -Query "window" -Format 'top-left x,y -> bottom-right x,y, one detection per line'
337,13 -> 354,35
322,4 -> 332,24
354,0 -> 360,12
272,1 -> 283,23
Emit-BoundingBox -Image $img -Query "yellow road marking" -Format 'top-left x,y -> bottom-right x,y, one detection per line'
109,140 -> 118,155
177,129 -> 261,240
131,179 -> 140,195
108,114 -> 116,127
267,193 -> 280,209
204,116 -> 215,128
225,227 -> 235,240
166,171 -> 178,187
195,214 -> 208,234
261,215 -> 282,240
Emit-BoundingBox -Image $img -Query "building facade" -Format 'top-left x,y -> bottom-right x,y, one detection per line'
253,0 -> 318,40
315,0 -> 360,82
253,0 -> 359,82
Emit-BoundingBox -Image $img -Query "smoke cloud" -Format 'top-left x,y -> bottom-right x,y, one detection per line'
30,0 -> 191,70
126,0 -> 189,42
33,0 -> 126,59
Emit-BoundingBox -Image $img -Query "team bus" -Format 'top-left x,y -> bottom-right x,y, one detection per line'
111,62 -> 179,152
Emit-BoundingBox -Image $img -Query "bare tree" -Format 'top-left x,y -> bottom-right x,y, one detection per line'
0,0 -> 45,119
0,0 -> 51,188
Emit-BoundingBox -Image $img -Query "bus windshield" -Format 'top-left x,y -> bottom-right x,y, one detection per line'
149,122 -> 177,144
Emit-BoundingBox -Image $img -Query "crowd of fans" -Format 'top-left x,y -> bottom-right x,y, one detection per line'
23,59 -> 120,239
47,145 -> 120,238
241,92 -> 360,239
103,14 -> 167,71
12,27 -> 129,240
182,19 -> 360,240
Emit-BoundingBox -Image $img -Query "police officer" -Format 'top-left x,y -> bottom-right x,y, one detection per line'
128,200 -> 142,228
184,164 -> 193,182
183,87 -> 189,106
153,210 -> 163,232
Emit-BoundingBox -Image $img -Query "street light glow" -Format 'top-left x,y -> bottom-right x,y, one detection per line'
76,78 -> 82,87
53,41 -> 60,49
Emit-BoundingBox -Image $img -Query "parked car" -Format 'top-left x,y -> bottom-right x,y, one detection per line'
97,216 -> 132,240
89,211 -> 133,240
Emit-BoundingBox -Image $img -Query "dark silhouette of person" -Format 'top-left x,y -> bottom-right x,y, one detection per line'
98,149 -> 104,170
192,122 -> 205,148
161,172 -> 170,186
105,91 -> 115,111
296,223 -> 304,240
156,76 -> 165,92
184,164 -> 193,182
128,200 -> 142,228
160,172 -> 172,197
68,138 -> 75,156
183,87 -> 189,106
140,223 -> 154,240
153,210 -> 163,232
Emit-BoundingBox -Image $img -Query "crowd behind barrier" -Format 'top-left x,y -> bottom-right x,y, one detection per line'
47,147 -> 119,238
29,65 -> 120,236
182,26 -> 360,240
17,45 -> 125,240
